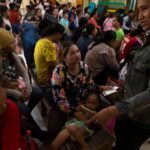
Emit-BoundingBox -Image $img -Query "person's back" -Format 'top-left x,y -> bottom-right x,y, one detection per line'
77,35 -> 93,60
34,38 -> 56,83
34,24 -> 64,84
77,23 -> 96,60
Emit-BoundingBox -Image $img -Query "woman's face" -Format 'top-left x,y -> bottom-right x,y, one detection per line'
53,8 -> 59,17
112,17 -> 119,28
36,9 -> 42,17
64,44 -> 81,64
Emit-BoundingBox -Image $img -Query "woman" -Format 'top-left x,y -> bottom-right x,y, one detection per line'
48,41 -> 111,141
34,23 -> 64,84
0,75 -> 21,150
88,9 -> 100,30
77,23 -> 97,60
30,8 -> 42,22
85,30 -> 119,85
112,16 -> 125,50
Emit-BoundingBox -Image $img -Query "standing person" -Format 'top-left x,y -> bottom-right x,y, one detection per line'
30,8 -> 42,23
88,9 -> 101,30
34,23 -> 64,84
103,12 -> 114,31
23,5 -> 34,21
7,3 -> 21,34
77,23 -> 97,60
86,0 -> 150,149
0,6 -> 12,32
112,16 -> 125,49
123,10 -> 135,34
49,7 -> 59,24
50,91 -> 101,150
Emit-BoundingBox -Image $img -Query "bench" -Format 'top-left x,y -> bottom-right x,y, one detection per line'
60,127 -> 115,150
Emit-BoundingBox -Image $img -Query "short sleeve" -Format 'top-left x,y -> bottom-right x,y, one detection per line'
41,41 -> 57,62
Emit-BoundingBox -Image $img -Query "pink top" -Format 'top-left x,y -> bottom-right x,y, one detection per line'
88,17 -> 101,29
103,18 -> 113,31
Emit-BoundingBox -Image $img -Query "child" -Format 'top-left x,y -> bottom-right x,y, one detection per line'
50,91 -> 101,150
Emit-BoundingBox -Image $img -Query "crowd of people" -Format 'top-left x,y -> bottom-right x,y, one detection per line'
0,0 -> 150,149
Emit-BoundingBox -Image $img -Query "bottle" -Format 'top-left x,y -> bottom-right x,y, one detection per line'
26,130 -> 31,150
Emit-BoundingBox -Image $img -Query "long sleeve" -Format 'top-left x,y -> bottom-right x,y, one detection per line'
1,99 -> 21,150
114,44 -> 150,124
115,78 -> 150,116
103,54 -> 119,70
12,52 -> 32,94
51,65 -> 72,114
123,16 -> 130,31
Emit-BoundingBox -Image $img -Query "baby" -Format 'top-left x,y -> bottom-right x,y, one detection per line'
50,91 -> 101,150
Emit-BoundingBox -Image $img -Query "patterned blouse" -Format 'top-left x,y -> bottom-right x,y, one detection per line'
51,61 -> 99,114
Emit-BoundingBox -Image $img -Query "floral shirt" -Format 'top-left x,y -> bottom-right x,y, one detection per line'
51,61 -> 98,114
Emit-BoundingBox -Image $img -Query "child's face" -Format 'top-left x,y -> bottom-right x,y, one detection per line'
85,94 -> 100,111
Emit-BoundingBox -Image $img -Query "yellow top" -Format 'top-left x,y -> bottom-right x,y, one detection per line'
34,38 -> 56,83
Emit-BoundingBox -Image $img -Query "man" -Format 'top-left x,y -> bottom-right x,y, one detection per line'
123,10 -> 135,34
87,0 -> 150,150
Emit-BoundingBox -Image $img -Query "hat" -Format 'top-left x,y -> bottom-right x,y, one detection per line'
0,28 -> 15,50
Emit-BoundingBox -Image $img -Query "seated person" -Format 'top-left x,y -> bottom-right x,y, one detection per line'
0,75 -> 21,150
0,28 -> 43,111
50,91 -> 101,150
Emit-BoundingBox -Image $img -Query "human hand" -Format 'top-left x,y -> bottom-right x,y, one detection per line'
85,106 -> 120,126
19,90 -> 30,102
99,85 -> 113,91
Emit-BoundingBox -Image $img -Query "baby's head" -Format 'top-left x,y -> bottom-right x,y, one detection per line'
85,91 -> 101,112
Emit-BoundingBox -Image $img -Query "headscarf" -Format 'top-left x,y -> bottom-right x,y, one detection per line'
0,28 -> 15,50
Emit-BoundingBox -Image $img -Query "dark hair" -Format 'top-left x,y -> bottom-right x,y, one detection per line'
85,90 -> 101,111
77,4 -> 82,9
82,23 -> 95,37
0,17 -> 3,28
84,7 -> 89,13
63,9 -> 68,15
79,17 -> 88,28
128,10 -> 133,14
71,7 -> 76,11
35,8 -> 41,14
62,41 -> 76,58
90,8 -> 97,18
9,3 -> 16,9
115,15 -> 123,26
130,25 -> 144,37
0,6 -> 8,14
76,9 -> 82,16
26,5 -> 32,11
41,23 -> 65,38
90,30 -> 116,49
38,19 -> 53,35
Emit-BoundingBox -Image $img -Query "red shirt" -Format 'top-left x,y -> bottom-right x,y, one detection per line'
119,34 -> 143,61
0,99 -> 21,150
8,10 -> 21,24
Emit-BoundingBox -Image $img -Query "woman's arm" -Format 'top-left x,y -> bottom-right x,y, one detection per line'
12,52 -> 32,94
51,65 -> 73,114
